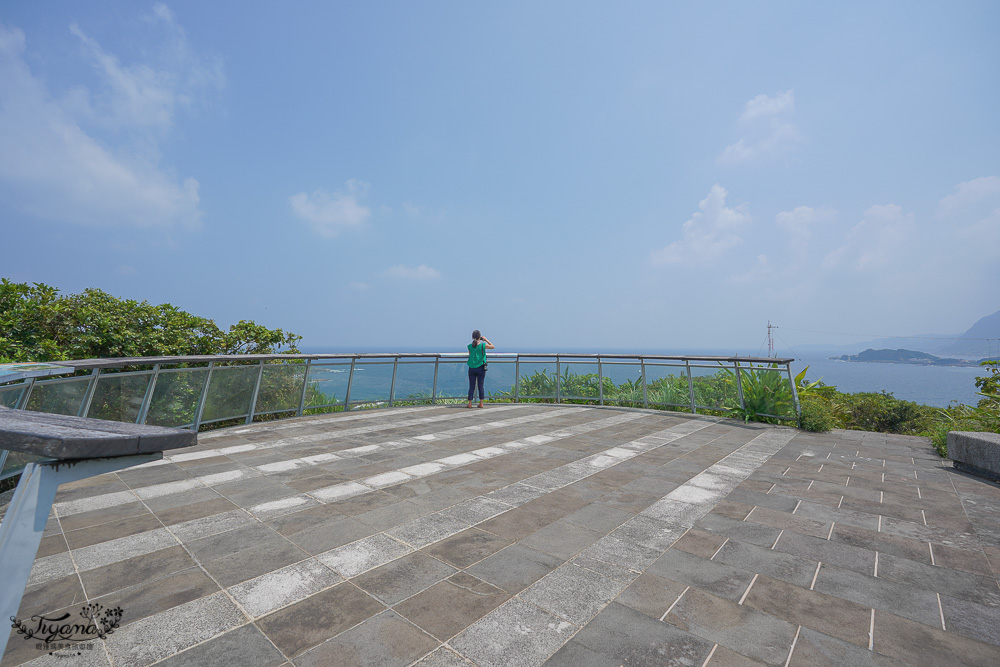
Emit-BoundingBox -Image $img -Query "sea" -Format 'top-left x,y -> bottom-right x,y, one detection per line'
302,347 -> 988,408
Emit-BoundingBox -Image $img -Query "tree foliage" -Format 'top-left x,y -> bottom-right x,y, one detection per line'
0,280 -> 301,362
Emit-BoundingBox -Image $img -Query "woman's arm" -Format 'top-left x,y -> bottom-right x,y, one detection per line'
482,337 -> 495,350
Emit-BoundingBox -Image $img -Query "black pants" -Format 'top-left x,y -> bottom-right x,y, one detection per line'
468,365 -> 486,402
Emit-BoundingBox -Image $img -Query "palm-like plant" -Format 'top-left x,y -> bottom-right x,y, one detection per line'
723,364 -> 795,423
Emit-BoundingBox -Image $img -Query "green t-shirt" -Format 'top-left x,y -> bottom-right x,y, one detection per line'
467,341 -> 486,368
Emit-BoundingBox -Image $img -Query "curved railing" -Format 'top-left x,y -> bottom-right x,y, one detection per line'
0,353 -> 799,479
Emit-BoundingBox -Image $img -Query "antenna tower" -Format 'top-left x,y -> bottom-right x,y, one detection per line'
767,321 -> 776,357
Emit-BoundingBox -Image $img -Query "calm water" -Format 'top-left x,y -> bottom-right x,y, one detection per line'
304,347 -> 988,408
792,355 -> 983,408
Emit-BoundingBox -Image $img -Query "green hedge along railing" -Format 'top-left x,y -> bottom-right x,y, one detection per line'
0,353 -> 800,479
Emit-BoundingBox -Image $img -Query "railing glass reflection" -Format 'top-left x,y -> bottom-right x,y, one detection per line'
0,353 -> 799,479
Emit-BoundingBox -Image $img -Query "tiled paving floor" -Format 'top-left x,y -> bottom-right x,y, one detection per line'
4,404 -> 1000,666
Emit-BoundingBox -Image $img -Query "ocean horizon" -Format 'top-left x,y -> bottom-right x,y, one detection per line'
300,346 -> 986,408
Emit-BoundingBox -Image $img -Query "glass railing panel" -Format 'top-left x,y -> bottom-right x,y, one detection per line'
255,363 -> 307,415
690,363 -> 737,412
87,371 -> 152,422
557,362 -> 600,400
644,363 -> 692,410
738,364 -> 795,419
201,365 -> 259,423
25,377 -> 90,415
145,368 -> 207,428
391,360 -> 435,404
517,360 -> 558,400
434,359 -> 472,400
1,451 -> 45,479
484,359 -> 515,402
0,383 -> 25,408
303,363 -> 350,411
601,362 -> 644,407
347,359 -> 395,406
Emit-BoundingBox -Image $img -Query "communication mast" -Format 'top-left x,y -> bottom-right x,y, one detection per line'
767,321 -> 776,357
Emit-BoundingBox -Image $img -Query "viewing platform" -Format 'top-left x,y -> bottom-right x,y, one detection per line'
3,403 -> 1000,666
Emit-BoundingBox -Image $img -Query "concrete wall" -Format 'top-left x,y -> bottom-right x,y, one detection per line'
949,431 -> 1000,483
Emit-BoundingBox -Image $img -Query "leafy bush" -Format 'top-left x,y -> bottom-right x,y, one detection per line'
834,391 -> 934,435
721,365 -> 795,423
799,396 -> 835,432
795,359 -> 1000,457
975,360 -> 1000,399
929,383 -> 1000,457
0,279 -> 301,363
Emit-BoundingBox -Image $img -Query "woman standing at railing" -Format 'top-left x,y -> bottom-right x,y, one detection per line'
467,330 -> 494,408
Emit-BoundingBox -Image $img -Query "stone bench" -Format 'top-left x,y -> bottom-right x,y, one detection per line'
949,430 -> 1000,483
0,406 -> 197,630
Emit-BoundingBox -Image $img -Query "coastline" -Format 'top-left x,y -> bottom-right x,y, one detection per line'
300,346 -> 986,408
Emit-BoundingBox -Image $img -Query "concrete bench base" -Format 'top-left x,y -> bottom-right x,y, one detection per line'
949,431 -> 1000,483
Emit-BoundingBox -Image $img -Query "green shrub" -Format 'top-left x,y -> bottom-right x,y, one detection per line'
975,361 -> 1000,399
722,365 -> 795,423
930,388 -> 1000,457
799,396 -> 835,432
836,391 -> 933,435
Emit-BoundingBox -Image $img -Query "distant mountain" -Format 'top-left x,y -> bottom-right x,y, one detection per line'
791,309 -> 1000,360
935,310 -> 1000,359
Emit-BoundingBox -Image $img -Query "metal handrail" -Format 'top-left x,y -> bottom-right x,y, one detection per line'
2,352 -> 793,369
0,352 -> 800,479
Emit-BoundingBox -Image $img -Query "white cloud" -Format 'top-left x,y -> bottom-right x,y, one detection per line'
740,90 -> 795,123
731,254 -> 775,284
822,204 -> 915,271
718,90 -> 801,165
937,176 -> 1000,218
937,176 -> 1000,250
717,139 -> 753,165
383,264 -> 441,280
775,205 -> 835,233
776,205 -> 836,252
0,14 -> 219,229
650,184 -> 750,266
67,5 -> 223,133
348,281 -> 371,291
290,180 -> 372,237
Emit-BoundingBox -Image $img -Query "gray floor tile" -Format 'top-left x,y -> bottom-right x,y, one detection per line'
451,598 -> 579,667
352,552 -> 457,605
155,624 -> 286,667
465,544 -> 564,594
574,602 -> 716,666
294,610 -> 438,667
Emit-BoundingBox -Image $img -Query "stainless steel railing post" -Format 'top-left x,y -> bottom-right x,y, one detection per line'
555,357 -> 561,404
297,359 -> 312,417
343,358 -> 356,412
734,361 -> 745,411
246,360 -> 266,425
389,357 -> 398,407
642,359 -> 648,408
787,362 -> 801,421
686,361 -> 696,414
192,362 -> 215,431
432,357 -> 439,405
598,357 -> 603,406
136,364 -> 160,425
78,369 -> 102,418
15,378 -> 37,410
514,356 -> 520,404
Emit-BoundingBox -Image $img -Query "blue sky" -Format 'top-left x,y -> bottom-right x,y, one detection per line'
1,1 -> 998,353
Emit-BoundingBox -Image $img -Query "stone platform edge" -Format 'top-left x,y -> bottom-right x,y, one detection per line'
949,430 -> 1000,483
